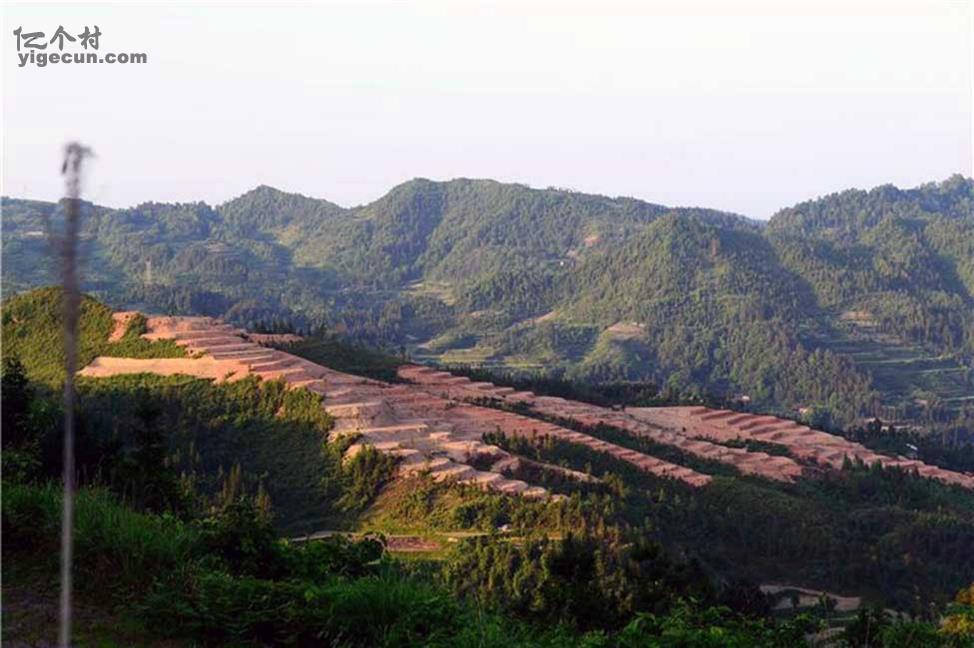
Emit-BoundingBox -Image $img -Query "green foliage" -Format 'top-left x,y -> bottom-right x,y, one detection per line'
1,286 -> 114,385
2,483 -> 197,593
940,584 -> 974,642
283,334 -> 403,382
101,311 -> 186,359
483,421 -> 974,615
1,357 -> 31,437
146,568 -> 463,646
336,445 -> 398,512
195,494 -> 283,578
0,354 -> 395,532
442,533 -> 720,630
368,475 -> 583,535
9,177 -> 970,425
73,374 -> 344,532
0,287 -> 184,387
614,603 -> 815,648
1,481 -> 830,647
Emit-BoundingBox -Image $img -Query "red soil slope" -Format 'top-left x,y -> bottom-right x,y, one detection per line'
398,366 -> 974,491
81,315 -> 972,495
78,316 -> 717,492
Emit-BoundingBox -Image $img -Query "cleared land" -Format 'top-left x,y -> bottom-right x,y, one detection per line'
399,366 -> 974,490
78,313 -> 974,500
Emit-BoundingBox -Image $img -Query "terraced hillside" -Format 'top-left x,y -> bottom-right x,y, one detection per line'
815,321 -> 974,422
78,311 -> 974,494
400,366 -> 974,490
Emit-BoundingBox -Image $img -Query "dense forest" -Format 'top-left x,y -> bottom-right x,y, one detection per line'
3,288 -> 974,645
3,176 -> 972,430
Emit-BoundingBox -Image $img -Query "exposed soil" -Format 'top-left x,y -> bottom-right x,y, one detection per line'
108,310 -> 139,342
77,313 -> 974,506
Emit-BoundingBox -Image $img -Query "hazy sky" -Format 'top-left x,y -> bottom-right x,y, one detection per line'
2,0 -> 972,218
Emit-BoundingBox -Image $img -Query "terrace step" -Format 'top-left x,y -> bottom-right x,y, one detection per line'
521,486 -> 548,498
324,401 -> 385,418
249,357 -> 301,372
468,471 -> 504,486
440,376 -> 472,385
495,480 -> 529,494
359,424 -> 431,443
179,336 -> 250,347
737,417 -> 780,431
700,410 -> 735,421
344,441 -> 397,458
170,328 -> 243,341
725,414 -> 754,426
209,349 -> 276,361
400,456 -> 452,475
389,448 -> 424,463
430,463 -> 478,482
253,368 -> 314,383
370,441 -> 403,452
190,342 -> 258,353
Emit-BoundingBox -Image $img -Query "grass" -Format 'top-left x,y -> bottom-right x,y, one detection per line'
1,569 -> 187,647
354,475 -> 569,537
2,483 -> 199,596
101,312 -> 186,360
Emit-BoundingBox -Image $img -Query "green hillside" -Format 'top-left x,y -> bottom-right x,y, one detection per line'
1,287 -> 185,386
3,175 -> 972,429
3,288 -> 974,645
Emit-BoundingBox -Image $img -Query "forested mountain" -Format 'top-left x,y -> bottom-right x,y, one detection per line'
768,177 -> 974,356
3,175 -> 972,429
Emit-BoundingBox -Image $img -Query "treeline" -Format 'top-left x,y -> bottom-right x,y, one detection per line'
844,418 -> 974,475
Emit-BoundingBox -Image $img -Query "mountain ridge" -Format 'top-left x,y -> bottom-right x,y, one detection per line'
2,174 -> 972,429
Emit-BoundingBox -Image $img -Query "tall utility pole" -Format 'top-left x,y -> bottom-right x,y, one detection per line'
57,142 -> 91,648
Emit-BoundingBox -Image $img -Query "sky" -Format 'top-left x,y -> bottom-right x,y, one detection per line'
2,0 -> 972,219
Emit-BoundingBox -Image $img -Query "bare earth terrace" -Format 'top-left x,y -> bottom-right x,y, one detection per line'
77,314 -> 974,499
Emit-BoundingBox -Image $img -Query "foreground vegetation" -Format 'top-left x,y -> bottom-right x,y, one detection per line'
1,348 -> 827,645
3,288 -> 974,645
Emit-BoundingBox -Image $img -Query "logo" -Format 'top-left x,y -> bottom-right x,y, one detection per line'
13,25 -> 148,68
